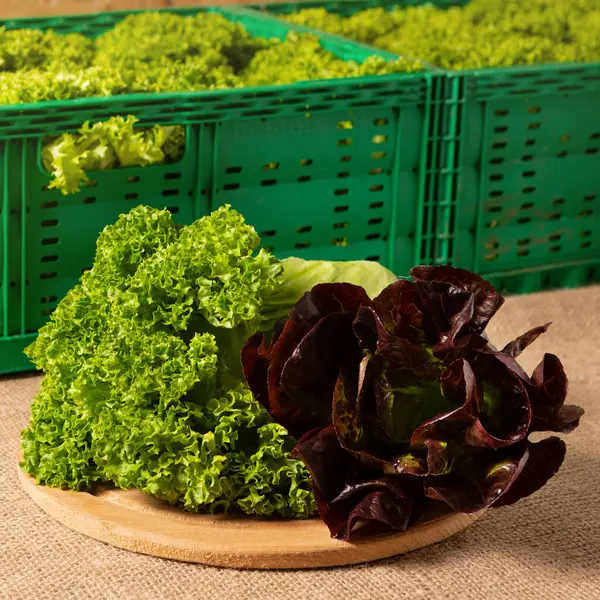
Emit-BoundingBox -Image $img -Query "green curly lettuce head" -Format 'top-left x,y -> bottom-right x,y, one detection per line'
22,204 -> 403,518
93,11 -> 267,75
280,7 -> 347,37
22,204 -> 315,518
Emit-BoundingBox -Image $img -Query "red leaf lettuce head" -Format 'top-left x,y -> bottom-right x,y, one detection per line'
242,268 -> 583,540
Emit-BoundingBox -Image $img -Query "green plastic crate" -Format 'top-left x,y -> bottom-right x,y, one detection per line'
437,64 -> 600,293
0,6 -> 438,374
258,0 -> 600,294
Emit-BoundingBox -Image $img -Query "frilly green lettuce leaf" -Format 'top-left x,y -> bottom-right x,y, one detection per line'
0,65 -> 128,105
93,11 -> 257,69
123,205 -> 282,331
242,32 -> 421,87
42,133 -> 92,196
20,376 -> 101,491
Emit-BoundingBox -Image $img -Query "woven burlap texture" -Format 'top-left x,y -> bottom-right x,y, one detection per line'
1,286 -> 599,600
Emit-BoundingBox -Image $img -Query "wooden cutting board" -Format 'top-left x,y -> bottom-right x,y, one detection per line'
18,464 -> 482,569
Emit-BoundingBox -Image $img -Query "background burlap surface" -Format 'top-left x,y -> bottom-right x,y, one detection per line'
0,1 -> 260,19
1,286 -> 599,600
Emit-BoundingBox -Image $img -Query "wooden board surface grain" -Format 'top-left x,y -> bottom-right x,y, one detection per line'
18,464 -> 482,569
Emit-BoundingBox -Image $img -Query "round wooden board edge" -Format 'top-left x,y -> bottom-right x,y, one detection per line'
17,461 -> 483,570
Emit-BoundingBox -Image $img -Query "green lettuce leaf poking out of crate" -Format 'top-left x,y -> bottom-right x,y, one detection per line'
282,0 -> 600,69
41,116 -> 185,195
0,12 -> 423,106
21,204 -> 397,518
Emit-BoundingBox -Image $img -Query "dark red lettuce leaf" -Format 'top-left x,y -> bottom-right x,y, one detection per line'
381,359 -> 477,478
292,425 -> 349,508
291,282 -> 374,325
332,359 -> 400,469
438,357 -> 478,411
410,358 -> 477,445
529,354 -> 584,434
372,267 -> 503,355
424,444 -> 530,512
387,451 -> 429,476
330,477 -> 418,541
493,436 -> 567,508
268,316 -> 332,435
502,323 -> 550,357
241,333 -> 270,408
409,266 -> 505,353
353,310 -> 451,445
292,425 -> 360,537
242,283 -> 372,437
293,425 -> 417,539
373,358 -> 452,446
423,438 -> 462,476
486,351 -> 531,383
279,312 -> 362,433
243,324 -> 312,436
404,359 -> 479,475
466,353 -> 531,449
492,437 -> 566,508
353,305 -> 393,352
331,358 -> 369,454
242,317 -> 314,435
373,279 -> 424,342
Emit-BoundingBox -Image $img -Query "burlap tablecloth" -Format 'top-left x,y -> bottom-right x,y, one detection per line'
0,1 -> 261,20
1,286 -> 599,600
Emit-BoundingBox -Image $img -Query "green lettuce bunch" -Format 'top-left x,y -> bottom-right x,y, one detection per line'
94,12 -> 272,72
0,12 -> 420,106
21,204 -> 396,518
22,205 -> 313,516
243,32 -> 423,87
0,65 -> 128,105
42,116 -> 185,195
282,0 -> 600,69
0,27 -> 94,72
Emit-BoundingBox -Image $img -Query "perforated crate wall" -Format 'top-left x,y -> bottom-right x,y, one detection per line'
437,64 -> 600,294
212,96 -> 430,268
